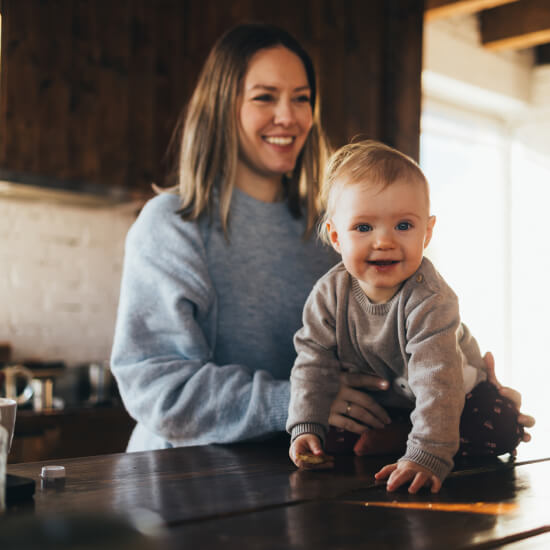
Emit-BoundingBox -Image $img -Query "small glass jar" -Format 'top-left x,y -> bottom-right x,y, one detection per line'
40,465 -> 66,490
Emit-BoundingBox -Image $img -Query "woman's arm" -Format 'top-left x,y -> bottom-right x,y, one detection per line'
111,196 -> 290,448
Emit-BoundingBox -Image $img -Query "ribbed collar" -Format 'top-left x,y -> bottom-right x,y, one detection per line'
351,276 -> 400,315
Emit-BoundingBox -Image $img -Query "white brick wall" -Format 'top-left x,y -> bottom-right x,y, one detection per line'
0,198 -> 139,365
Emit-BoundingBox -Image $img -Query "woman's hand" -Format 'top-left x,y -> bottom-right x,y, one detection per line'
328,372 -> 391,434
483,352 -> 535,442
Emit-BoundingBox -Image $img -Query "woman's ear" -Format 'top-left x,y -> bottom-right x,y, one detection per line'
326,220 -> 342,254
424,215 -> 436,249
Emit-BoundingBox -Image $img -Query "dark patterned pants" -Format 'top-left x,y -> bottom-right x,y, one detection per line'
325,381 -> 524,457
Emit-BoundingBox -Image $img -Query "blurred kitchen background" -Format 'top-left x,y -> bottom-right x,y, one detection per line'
0,0 -> 548,462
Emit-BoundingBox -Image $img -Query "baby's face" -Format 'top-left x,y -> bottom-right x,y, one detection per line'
327,178 -> 435,303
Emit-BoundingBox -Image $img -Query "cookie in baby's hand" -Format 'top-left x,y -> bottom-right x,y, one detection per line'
296,453 -> 331,464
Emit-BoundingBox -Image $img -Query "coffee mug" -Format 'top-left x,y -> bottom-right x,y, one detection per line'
0,365 -> 34,405
0,398 -> 17,452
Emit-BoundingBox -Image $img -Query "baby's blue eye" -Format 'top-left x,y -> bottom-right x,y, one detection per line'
356,224 -> 372,232
396,222 -> 412,231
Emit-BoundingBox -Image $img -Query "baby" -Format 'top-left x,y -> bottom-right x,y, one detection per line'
287,140 -> 523,493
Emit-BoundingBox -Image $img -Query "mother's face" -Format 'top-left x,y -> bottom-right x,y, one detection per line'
236,46 -> 313,185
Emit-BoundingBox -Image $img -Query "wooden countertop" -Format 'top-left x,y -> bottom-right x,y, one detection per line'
5,436 -> 550,549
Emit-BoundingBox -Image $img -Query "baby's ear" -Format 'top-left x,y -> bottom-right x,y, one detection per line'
424,215 -> 436,249
326,220 -> 342,254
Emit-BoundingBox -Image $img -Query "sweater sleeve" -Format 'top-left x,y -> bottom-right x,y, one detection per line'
110,196 -> 290,448
286,271 -> 342,443
401,288 -> 465,481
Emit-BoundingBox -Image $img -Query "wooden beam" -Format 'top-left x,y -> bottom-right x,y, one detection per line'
481,0 -> 550,50
424,0 -> 519,21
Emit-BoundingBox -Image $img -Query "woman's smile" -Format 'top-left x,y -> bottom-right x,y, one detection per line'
263,135 -> 295,146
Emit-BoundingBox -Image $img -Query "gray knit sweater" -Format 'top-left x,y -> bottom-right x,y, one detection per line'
287,258 -> 487,480
111,190 -> 337,451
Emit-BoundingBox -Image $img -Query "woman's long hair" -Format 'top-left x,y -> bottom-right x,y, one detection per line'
168,23 -> 329,238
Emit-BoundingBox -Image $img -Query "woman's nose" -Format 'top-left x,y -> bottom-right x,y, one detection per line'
273,99 -> 295,126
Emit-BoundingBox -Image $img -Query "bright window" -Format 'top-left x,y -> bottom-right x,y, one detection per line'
420,101 -> 549,455
421,104 -> 510,376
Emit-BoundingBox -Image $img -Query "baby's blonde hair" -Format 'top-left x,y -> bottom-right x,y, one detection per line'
319,140 -> 430,244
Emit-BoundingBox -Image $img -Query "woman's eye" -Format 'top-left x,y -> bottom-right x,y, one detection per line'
396,222 -> 412,231
356,224 -> 372,232
294,94 -> 311,103
253,94 -> 274,102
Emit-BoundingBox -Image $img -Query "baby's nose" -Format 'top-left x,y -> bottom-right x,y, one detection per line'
374,230 -> 395,249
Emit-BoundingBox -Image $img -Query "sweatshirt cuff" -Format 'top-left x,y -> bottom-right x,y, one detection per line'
400,445 -> 454,482
271,379 -> 292,432
290,423 -> 326,444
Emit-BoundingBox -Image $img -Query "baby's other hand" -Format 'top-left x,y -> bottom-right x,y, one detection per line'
375,460 -> 442,494
289,434 -> 334,470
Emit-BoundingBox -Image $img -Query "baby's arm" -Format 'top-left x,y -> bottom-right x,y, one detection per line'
375,460 -> 442,494
289,434 -> 335,470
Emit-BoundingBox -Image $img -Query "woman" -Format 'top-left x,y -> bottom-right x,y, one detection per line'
111,23 -> 533,452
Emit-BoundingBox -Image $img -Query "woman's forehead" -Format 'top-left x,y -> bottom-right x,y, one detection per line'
243,46 -> 309,89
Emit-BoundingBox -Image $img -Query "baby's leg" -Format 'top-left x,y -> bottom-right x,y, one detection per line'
325,408 -> 411,456
324,426 -> 360,454
458,381 -> 524,457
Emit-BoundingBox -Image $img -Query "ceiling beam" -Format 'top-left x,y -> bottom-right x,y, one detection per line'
481,0 -> 550,50
424,0 -> 519,21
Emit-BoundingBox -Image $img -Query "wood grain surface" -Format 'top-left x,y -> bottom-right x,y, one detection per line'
6,436 -> 550,549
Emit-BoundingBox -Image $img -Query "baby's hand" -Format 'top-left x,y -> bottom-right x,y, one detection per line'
375,460 -> 442,493
289,434 -> 334,470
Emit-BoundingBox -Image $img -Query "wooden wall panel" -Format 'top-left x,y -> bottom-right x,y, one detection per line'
381,0 -> 424,159
69,0 -> 101,182
0,0 -> 423,195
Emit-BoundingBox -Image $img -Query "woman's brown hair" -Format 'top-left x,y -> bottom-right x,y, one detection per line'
166,23 -> 328,238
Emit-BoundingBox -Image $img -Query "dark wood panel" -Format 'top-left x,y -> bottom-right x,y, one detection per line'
481,0 -> 550,51
7,439 -> 550,549
96,0 -> 130,188
7,435 -> 544,526
381,0 -> 424,160
34,1 -> 71,177
69,0 -> 101,181
8,407 -> 136,464
169,460 -> 550,549
0,1 -> 40,170
425,0 -> 520,22
6,438 -> 386,523
536,43 -> 550,65
0,0 -> 423,192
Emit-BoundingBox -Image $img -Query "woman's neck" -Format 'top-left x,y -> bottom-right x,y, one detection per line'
235,164 -> 284,203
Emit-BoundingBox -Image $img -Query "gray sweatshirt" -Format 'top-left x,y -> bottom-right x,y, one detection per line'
111,190 -> 337,451
287,258 -> 487,481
